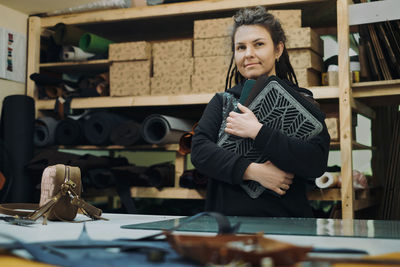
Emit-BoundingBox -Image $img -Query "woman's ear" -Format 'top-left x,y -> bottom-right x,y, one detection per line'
275,41 -> 284,60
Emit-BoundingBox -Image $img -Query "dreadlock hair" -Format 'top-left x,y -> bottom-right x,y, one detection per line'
225,6 -> 298,91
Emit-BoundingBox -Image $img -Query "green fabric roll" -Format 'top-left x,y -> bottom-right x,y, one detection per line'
53,23 -> 86,46
79,33 -> 114,54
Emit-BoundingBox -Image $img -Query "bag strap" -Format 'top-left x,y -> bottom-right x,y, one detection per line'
0,203 -> 39,217
0,181 -> 107,223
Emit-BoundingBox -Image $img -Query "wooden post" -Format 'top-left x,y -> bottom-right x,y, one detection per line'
26,16 -> 41,99
337,0 -> 354,219
174,152 -> 186,188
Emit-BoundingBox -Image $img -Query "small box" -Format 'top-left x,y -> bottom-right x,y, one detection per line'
288,49 -> 323,72
194,17 -> 233,39
151,75 -> 191,96
194,56 -> 231,77
152,39 -> 192,60
269,10 -> 302,30
191,73 -> 226,94
294,68 -> 321,87
110,60 -> 150,96
194,37 -> 232,57
109,41 -> 151,61
286,27 -> 323,56
153,57 -> 193,76
325,115 -> 339,141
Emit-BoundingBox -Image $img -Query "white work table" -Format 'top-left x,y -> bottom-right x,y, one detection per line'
1,213 -> 400,260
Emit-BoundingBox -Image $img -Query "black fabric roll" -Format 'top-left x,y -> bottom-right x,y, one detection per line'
144,162 -> 175,189
110,120 -> 142,146
85,169 -> 116,189
55,118 -> 86,145
0,95 -> 35,203
179,169 -> 208,189
111,165 -> 149,187
83,111 -> 127,145
34,116 -> 59,147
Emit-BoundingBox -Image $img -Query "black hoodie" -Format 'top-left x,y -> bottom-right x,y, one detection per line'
191,79 -> 330,217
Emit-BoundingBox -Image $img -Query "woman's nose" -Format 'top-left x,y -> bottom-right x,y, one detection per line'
245,46 -> 255,57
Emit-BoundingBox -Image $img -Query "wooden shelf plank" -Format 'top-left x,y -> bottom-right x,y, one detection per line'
40,59 -> 109,74
308,187 -> 379,203
34,86 -> 341,110
35,93 -> 215,109
309,86 -> 339,99
330,140 -> 373,150
40,0 -> 326,27
58,144 -> 180,151
130,187 -> 206,199
352,79 -> 400,98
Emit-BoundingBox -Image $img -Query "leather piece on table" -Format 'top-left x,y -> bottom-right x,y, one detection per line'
0,253 -> 56,267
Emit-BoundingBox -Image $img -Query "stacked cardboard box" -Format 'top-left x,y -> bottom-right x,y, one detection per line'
109,41 -> 151,96
192,17 -> 233,94
285,27 -> 324,87
150,39 -> 193,95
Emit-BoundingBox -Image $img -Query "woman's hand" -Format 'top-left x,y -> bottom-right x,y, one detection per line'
224,103 -> 263,139
243,161 -> 294,195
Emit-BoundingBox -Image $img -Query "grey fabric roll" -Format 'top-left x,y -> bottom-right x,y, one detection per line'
141,114 -> 194,145
34,116 -> 59,147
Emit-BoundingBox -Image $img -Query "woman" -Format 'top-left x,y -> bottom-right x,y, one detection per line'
191,6 -> 330,217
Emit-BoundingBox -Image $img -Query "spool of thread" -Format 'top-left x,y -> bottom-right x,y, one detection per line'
315,172 -> 340,189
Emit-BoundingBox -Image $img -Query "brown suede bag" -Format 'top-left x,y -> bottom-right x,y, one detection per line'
0,164 -> 106,224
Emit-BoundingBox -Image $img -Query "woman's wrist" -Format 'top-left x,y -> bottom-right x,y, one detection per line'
243,163 -> 259,182
250,122 -> 263,140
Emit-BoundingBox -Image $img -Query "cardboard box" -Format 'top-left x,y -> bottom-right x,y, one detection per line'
194,37 -> 232,57
286,27 -> 323,56
325,114 -> 339,141
153,57 -> 193,76
288,49 -> 323,72
269,10 -> 302,30
109,41 -> 151,61
191,73 -> 226,94
194,56 -> 231,77
194,17 -> 233,39
294,68 -> 321,87
152,39 -> 192,60
151,75 -> 191,96
110,60 -> 150,96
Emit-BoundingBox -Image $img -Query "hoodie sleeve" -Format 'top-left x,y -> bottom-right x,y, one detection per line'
191,93 -> 252,185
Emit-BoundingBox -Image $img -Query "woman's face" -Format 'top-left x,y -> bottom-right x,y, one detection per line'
234,24 -> 283,80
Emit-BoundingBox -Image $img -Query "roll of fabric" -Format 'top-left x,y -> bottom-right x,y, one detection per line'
179,169 -> 208,189
85,169 -> 116,189
110,120 -> 142,146
144,162 -> 175,189
79,33 -> 114,54
0,95 -> 35,203
61,45 -> 95,61
34,116 -> 59,147
53,23 -> 86,46
141,114 -> 194,145
55,118 -> 86,145
315,172 -> 340,189
83,111 -> 127,145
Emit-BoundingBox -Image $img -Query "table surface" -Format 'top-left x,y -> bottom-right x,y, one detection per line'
1,213 -> 400,256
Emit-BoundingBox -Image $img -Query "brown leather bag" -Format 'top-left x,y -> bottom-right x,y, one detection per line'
0,164 -> 106,224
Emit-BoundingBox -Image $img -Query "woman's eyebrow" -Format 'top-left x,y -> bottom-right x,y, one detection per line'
235,38 -> 266,45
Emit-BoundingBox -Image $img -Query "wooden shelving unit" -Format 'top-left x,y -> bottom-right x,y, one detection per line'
26,0 -> 400,218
